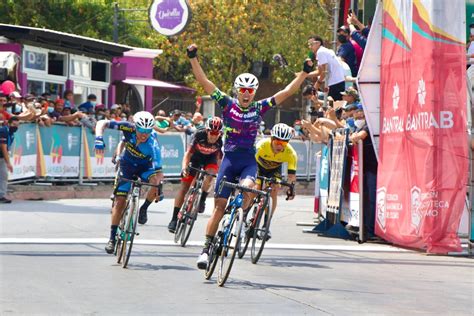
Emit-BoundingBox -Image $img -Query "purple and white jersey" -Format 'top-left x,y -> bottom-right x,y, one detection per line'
211,88 -> 276,153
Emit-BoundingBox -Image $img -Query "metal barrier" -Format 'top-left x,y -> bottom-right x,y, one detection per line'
8,124 -> 320,184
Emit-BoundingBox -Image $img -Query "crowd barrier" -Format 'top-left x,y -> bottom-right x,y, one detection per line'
8,124 -> 321,183
312,129 -> 471,245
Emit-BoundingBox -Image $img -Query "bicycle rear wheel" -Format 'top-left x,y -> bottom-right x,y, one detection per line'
204,235 -> 220,280
181,190 -> 201,246
122,198 -> 139,268
250,197 -> 272,264
217,207 -> 243,286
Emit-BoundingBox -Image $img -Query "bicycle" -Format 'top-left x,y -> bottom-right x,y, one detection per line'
174,165 -> 216,247
114,177 -> 162,268
204,177 -> 268,286
238,176 -> 294,264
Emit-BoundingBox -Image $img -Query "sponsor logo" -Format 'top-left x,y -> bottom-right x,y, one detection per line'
67,133 -> 79,151
376,187 -> 387,232
51,146 -> 63,164
25,131 -> 35,150
417,78 -> 426,107
410,186 -> 422,233
13,146 -> 22,165
392,83 -> 400,111
229,107 -> 258,119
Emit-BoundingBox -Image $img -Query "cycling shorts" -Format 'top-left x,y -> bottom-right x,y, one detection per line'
214,151 -> 257,199
182,154 -> 219,184
114,162 -> 162,196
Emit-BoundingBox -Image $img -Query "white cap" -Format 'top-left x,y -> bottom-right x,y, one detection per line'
111,104 -> 121,110
9,91 -> 21,98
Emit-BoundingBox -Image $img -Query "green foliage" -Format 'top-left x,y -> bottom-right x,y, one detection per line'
0,0 -> 332,94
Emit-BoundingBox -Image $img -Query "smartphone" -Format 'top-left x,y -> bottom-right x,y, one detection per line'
348,9 -> 353,15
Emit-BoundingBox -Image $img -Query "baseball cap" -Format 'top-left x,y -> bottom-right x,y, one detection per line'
9,91 -> 21,98
170,109 -> 182,116
110,104 -> 121,110
340,88 -> 359,100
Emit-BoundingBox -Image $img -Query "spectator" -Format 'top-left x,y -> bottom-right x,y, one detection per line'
78,94 -> 97,113
340,88 -> 361,131
337,26 -> 358,76
307,35 -> 346,101
185,111 -> 193,121
191,112 -> 205,131
169,109 -> 191,133
0,116 -> 20,203
63,90 -> 74,109
0,94 -> 13,122
347,13 -> 370,50
48,99 -> 89,126
121,103 -> 131,116
154,109 -> 170,133
349,106 -> 377,237
337,57 -> 356,89
7,91 -> 23,115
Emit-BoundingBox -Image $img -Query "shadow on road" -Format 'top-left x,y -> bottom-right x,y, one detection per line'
223,279 -> 321,292
126,262 -> 194,271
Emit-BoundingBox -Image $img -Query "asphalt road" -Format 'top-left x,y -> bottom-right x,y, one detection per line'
0,197 -> 473,315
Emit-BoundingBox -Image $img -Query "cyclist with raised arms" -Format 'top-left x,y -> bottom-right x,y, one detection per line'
167,116 -> 224,233
253,123 -> 297,239
186,43 -> 312,269
95,111 -> 164,254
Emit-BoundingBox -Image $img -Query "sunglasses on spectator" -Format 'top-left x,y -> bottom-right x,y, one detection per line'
272,138 -> 289,146
307,41 -> 319,46
238,87 -> 255,94
136,126 -> 153,134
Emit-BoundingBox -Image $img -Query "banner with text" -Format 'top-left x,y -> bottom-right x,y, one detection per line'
37,125 -> 81,177
377,0 -> 467,253
160,133 -> 186,176
8,123 -> 37,180
83,128 -> 121,178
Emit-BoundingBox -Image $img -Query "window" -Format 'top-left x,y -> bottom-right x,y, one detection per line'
71,59 -> 90,78
74,84 -> 107,106
48,53 -> 66,76
91,61 -> 108,82
27,80 -> 43,96
24,50 -> 46,71
44,82 -> 64,99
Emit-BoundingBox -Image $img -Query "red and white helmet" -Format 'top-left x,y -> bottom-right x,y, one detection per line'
205,116 -> 223,132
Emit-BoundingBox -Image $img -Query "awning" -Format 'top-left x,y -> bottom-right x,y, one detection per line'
123,77 -> 195,93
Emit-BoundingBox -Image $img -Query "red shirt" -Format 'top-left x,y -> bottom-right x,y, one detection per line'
0,110 -> 12,121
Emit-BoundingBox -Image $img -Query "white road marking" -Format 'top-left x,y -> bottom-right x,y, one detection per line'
0,238 -> 412,252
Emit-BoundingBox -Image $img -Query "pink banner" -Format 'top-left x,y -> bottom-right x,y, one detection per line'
377,1 -> 468,253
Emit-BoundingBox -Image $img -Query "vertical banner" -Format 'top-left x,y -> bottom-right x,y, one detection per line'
83,128 -> 121,178
377,0 -> 468,253
160,133 -> 186,176
289,140 -> 309,177
38,125 -> 81,177
8,123 -> 37,180
319,145 -> 330,219
342,145 -> 360,227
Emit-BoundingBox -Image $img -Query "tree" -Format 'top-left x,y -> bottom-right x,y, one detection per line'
0,0 -> 333,94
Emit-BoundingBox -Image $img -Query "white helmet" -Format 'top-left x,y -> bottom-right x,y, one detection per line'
271,123 -> 293,141
234,73 -> 259,90
133,111 -> 155,129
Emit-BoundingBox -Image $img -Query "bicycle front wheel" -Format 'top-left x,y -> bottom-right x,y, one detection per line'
122,198 -> 139,268
237,208 -> 253,259
181,190 -> 201,246
217,207 -> 243,287
175,190 -> 193,243
115,207 -> 128,263
204,235 -> 220,280
251,197 -> 272,264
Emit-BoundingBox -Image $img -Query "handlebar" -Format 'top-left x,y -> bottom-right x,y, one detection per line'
118,177 -> 163,188
187,164 -> 217,178
218,177 -> 268,197
256,175 -> 295,201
